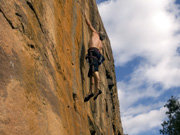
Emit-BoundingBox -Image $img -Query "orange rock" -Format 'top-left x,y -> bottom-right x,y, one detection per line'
0,0 -> 123,135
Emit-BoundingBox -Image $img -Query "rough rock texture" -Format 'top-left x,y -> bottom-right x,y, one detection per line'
0,0 -> 123,135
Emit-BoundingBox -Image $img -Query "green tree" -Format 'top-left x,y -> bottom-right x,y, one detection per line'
160,96 -> 180,135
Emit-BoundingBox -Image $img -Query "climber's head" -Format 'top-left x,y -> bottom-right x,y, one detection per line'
99,31 -> 106,41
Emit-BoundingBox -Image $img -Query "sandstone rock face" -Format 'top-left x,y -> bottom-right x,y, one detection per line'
0,0 -> 123,135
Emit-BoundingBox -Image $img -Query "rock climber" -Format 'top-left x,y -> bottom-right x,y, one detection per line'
84,12 -> 106,102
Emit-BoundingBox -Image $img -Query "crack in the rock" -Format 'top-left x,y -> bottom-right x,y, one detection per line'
26,1 -> 44,33
0,9 -> 15,29
15,12 -> 22,17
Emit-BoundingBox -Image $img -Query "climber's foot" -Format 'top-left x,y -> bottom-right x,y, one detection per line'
84,92 -> 94,102
93,90 -> 102,100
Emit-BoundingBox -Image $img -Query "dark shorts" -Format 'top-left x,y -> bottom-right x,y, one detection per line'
88,59 -> 99,77
87,47 -> 101,77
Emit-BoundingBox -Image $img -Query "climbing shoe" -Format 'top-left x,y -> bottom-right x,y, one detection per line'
93,90 -> 102,100
84,92 -> 94,102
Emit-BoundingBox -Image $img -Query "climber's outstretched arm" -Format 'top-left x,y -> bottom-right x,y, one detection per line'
84,13 -> 97,33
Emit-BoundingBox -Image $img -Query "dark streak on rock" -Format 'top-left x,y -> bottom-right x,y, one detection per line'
0,9 -> 15,29
15,12 -> 22,17
26,1 -> 44,33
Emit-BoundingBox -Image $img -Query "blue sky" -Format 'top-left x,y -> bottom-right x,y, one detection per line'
96,0 -> 180,135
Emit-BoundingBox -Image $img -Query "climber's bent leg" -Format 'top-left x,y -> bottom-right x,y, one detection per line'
93,71 -> 100,93
84,75 -> 94,102
93,71 -> 102,100
90,76 -> 94,93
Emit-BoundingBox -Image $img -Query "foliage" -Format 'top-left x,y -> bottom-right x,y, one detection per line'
160,96 -> 180,135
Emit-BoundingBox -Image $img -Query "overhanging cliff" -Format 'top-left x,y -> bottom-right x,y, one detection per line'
0,0 -> 123,135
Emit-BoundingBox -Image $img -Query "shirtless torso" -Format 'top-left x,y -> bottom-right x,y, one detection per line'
89,32 -> 103,54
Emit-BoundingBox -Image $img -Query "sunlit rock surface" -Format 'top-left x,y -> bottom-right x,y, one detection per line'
0,0 -> 123,135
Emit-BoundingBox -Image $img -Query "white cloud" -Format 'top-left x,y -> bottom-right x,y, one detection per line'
122,107 -> 167,135
121,100 -> 165,117
99,0 -> 180,87
117,80 -> 163,111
